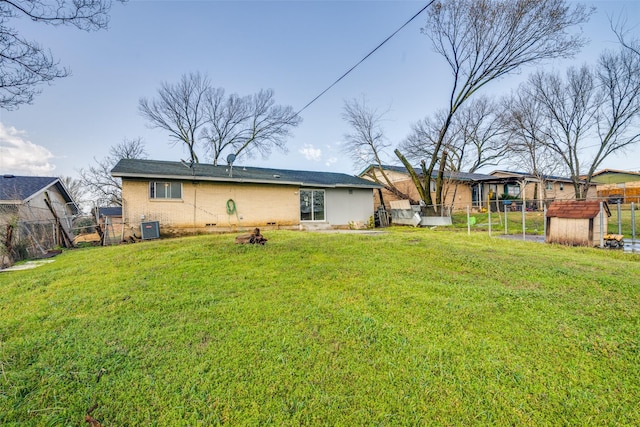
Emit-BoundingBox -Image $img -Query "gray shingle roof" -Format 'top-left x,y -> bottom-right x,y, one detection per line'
0,175 -> 59,201
362,164 -> 498,182
490,170 -> 580,183
111,159 -> 382,189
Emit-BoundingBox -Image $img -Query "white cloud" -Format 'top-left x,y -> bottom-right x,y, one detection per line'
0,123 -> 56,175
299,144 -> 322,161
325,157 -> 338,167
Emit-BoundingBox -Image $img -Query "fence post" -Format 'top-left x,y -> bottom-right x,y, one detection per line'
599,201 -> 605,248
617,201 -> 622,235
543,203 -> 547,239
504,203 -> 508,235
522,201 -> 526,240
467,205 -> 471,236
632,202 -> 636,243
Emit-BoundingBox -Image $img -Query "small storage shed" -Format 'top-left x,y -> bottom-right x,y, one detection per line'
545,200 -> 610,247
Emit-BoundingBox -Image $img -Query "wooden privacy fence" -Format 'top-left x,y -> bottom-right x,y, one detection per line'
597,182 -> 640,204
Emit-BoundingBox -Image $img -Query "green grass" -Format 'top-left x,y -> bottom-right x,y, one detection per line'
1,229 -> 639,425
452,211 -> 547,235
608,204 -> 639,237
453,206 -> 640,237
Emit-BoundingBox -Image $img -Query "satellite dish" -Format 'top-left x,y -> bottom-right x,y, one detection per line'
226,153 -> 236,165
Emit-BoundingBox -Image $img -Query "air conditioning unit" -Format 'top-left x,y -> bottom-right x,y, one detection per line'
140,221 -> 160,240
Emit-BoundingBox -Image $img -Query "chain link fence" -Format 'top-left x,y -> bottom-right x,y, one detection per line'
455,199 -> 638,250
1,205 -> 78,263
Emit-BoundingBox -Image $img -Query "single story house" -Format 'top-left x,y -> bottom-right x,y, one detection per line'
0,175 -> 78,261
545,200 -> 610,247
590,169 -> 640,204
358,165 -> 598,214
111,159 -> 381,235
359,164 -> 500,212
490,171 -> 597,205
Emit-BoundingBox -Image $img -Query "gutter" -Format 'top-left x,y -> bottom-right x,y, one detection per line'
112,172 -> 381,189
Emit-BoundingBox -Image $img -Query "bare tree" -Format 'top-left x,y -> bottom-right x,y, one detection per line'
60,175 -> 86,210
526,66 -> 600,198
140,74 -> 300,166
502,90 -> 567,206
401,97 -> 507,174
342,97 -> 416,203
610,15 -> 640,58
524,47 -> 640,199
393,0 -> 592,213
342,97 -> 391,169
139,72 -> 209,163
0,0 -> 124,110
201,88 -> 301,166
400,111 -> 454,168
79,137 -> 147,206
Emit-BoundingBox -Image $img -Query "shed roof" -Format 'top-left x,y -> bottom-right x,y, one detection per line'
112,159 -> 381,189
546,200 -> 609,219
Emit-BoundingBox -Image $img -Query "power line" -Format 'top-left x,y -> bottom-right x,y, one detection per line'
295,1 -> 435,117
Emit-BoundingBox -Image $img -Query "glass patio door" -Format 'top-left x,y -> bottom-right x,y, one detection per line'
300,189 -> 325,221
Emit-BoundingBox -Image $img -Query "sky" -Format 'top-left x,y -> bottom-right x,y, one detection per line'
1,0 -> 640,180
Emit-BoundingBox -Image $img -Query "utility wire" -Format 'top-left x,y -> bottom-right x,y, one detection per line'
295,1 -> 435,117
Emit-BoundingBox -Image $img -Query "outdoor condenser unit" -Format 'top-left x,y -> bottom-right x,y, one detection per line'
140,221 -> 160,240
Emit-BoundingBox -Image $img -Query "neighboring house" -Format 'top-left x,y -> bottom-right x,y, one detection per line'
111,159 -> 381,235
546,200 -> 610,247
359,164 -> 499,212
359,165 -> 597,213
591,169 -> 640,204
0,175 -> 78,259
488,171 -> 596,204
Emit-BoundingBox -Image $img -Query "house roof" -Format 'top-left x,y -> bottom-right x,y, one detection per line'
0,175 -> 57,201
98,207 -> 122,217
360,164 -> 498,182
0,175 -> 78,214
592,169 -> 640,177
489,170 -> 584,183
546,200 -> 609,219
111,159 -> 382,189
589,169 -> 640,184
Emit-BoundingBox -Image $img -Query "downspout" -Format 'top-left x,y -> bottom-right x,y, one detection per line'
193,182 -> 197,227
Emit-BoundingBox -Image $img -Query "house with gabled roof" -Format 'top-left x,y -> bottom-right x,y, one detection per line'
110,159 -> 381,235
359,164 -> 515,212
489,170 -> 596,205
0,175 -> 79,261
359,165 -> 597,213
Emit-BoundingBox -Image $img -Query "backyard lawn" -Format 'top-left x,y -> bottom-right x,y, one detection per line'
1,229 -> 639,425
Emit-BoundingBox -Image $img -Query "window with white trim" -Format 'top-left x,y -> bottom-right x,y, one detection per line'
149,181 -> 182,199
